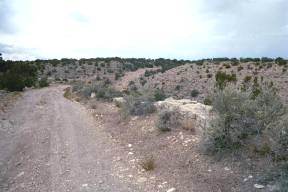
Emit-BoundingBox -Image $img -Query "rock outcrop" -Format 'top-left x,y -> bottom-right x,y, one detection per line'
155,98 -> 212,134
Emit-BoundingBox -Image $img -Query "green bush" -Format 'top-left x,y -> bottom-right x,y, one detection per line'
215,71 -> 237,89
0,62 -> 38,91
95,87 -> 122,101
275,57 -> 287,66
237,66 -> 244,71
259,163 -> 288,191
202,85 -> 286,154
223,63 -> 231,69
154,89 -> 166,101
243,75 -> 252,83
175,85 -> 181,90
139,77 -> 147,86
76,81 -> 122,100
139,156 -> 155,171
38,78 -> 49,88
191,89 -> 200,97
207,74 -> 213,78
121,96 -> 156,118
203,97 -> 212,105
157,109 -> 178,132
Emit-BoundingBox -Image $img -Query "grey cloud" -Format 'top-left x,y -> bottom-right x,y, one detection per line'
197,0 -> 288,58
0,43 -> 15,53
0,43 -> 38,60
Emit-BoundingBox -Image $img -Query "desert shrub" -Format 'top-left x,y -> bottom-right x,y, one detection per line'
144,70 -> 160,77
267,63 -> 273,68
243,75 -> 252,83
215,71 -> 237,89
261,57 -> 274,63
95,87 -> 122,101
202,85 -> 287,154
139,77 -> 147,86
157,109 -> 178,132
63,87 -> 72,99
76,81 -> 121,100
139,156 -> 155,171
268,116 -> 288,161
107,69 -> 114,73
237,66 -> 244,71
121,96 -> 156,117
204,97 -> 212,105
195,60 -> 204,66
104,78 -> 112,85
0,62 -> 38,91
275,57 -> 287,66
231,58 -> 239,66
72,81 -> 85,92
223,63 -> 231,69
38,78 -> 49,88
114,73 -> 121,80
191,89 -> 200,97
207,74 -> 213,78
175,85 -> 181,90
80,83 -> 99,98
259,163 -> 288,192
154,89 -> 166,101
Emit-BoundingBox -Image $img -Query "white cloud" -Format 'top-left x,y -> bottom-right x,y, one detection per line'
0,0 -> 287,60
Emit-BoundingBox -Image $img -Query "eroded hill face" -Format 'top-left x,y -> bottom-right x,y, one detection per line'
135,61 -> 288,104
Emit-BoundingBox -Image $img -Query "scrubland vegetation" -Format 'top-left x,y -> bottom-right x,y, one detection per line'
2,54 -> 288,190
0,53 -> 48,91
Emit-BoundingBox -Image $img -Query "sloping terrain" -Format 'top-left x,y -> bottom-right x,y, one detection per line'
139,61 -> 288,103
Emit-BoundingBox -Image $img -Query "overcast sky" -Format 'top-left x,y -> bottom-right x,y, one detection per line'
0,0 -> 287,60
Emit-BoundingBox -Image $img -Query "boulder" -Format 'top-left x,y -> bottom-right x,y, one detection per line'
155,98 -> 212,134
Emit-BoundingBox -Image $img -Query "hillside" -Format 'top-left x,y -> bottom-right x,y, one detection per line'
138,60 -> 288,103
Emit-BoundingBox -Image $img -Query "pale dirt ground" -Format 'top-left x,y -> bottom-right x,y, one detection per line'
0,83 -> 276,192
0,85 -> 162,192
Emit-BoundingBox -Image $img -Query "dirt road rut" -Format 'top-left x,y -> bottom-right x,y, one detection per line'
0,86 -> 140,192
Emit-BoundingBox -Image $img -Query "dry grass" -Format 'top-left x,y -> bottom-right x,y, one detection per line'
139,156 -> 155,171
91,104 -> 97,109
63,87 -> 72,99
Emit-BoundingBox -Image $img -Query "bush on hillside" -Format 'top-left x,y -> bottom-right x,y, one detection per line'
157,109 -> 178,132
202,85 -> 287,154
259,163 -> 288,191
215,71 -> 237,90
275,57 -> 287,66
38,78 -> 49,88
154,89 -> 166,101
191,89 -> 200,97
120,95 -> 156,119
75,81 -> 122,101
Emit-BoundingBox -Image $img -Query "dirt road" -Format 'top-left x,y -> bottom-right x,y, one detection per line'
0,86 -> 143,192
